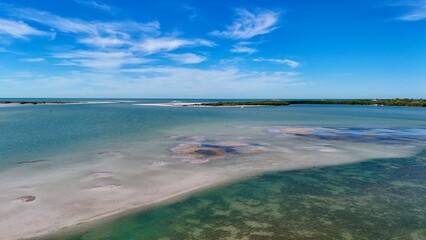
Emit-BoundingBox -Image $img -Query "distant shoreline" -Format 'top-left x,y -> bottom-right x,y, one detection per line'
0,101 -> 74,105
1,99 -> 425,107
0,101 -> 116,105
194,99 -> 426,107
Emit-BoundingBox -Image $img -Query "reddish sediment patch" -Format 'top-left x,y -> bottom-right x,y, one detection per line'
171,140 -> 268,163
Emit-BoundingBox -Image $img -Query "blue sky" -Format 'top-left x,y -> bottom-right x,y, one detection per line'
0,0 -> 425,98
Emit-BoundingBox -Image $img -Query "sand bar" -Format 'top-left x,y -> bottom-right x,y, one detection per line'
0,130 -> 422,240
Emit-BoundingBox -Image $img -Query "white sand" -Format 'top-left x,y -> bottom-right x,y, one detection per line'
134,102 -> 200,107
133,102 -> 259,108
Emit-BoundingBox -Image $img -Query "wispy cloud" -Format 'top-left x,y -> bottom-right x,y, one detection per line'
135,37 -> 215,54
5,6 -> 160,38
0,67 -> 302,98
0,4 -> 304,98
392,0 -> 426,21
116,66 -> 302,97
74,0 -> 114,13
211,9 -> 279,39
253,57 -> 300,68
54,50 -> 150,70
20,57 -> 45,62
166,53 -> 206,64
180,4 -> 198,21
4,5 -> 215,57
231,45 -> 257,54
230,42 -> 258,54
0,18 -> 47,39
77,36 -> 129,48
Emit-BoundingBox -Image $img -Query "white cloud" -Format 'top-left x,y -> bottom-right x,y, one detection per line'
110,67 -> 302,97
78,36 -> 129,48
2,4 -> 218,69
394,0 -> 426,21
0,66 -> 303,98
54,50 -> 150,69
254,58 -> 300,68
230,42 -> 258,54
211,9 -> 279,39
6,6 -> 160,37
231,46 -> 258,54
122,67 -> 300,86
20,57 -> 45,62
166,53 -> 206,64
0,18 -> 47,39
0,4 -> 304,98
135,37 -> 215,54
74,0 -> 114,13
5,6 -> 217,56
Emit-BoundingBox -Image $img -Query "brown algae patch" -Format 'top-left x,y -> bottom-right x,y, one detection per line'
171,140 -> 269,163
13,196 -> 36,203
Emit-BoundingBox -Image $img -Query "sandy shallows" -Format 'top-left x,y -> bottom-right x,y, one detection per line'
0,129 -> 421,240
171,141 -> 269,163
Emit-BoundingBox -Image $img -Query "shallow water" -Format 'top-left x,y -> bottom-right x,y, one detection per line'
53,150 -> 426,240
1,101 -> 425,169
1,100 -> 426,239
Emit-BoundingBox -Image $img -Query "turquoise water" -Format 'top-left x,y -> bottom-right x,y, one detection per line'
1,101 -> 425,168
53,150 -> 426,240
1,100 -> 426,239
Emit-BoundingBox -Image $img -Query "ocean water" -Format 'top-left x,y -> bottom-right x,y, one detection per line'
1,100 -> 426,239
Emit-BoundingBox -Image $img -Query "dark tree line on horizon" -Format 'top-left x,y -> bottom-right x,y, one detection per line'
197,98 -> 426,107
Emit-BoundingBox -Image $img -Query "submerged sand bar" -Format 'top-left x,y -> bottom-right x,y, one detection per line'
0,126 -> 424,239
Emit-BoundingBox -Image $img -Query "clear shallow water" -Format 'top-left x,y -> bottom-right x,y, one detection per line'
53,150 -> 426,240
1,100 -> 426,239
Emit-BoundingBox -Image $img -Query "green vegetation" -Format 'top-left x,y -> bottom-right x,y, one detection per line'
196,98 -> 426,107
287,98 -> 426,107
197,100 -> 290,106
0,101 -> 72,105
